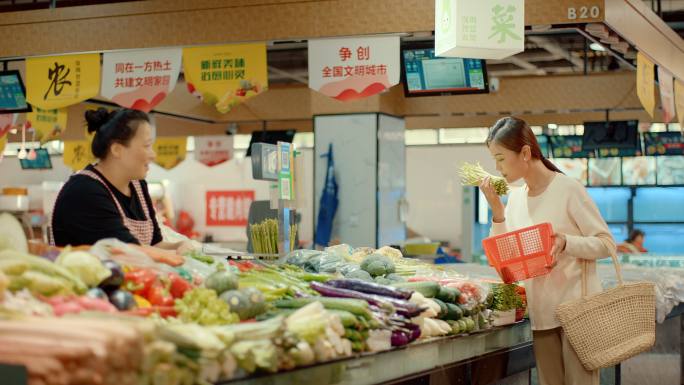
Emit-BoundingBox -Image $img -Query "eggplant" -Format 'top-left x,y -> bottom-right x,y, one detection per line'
108,290 -> 136,311
86,288 -> 109,301
391,330 -> 411,346
310,282 -> 425,317
99,260 -> 124,292
327,279 -> 413,300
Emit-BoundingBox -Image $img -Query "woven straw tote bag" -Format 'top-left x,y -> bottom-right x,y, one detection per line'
555,252 -> 656,371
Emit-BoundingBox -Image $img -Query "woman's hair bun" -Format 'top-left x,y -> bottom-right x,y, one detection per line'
85,108 -> 114,134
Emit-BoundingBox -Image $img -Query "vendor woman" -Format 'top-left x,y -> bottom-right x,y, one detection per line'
51,108 -> 192,255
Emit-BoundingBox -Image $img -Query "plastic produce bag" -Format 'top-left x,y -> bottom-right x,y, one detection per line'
317,253 -> 346,273
89,238 -> 176,274
324,244 -> 353,259
285,249 -> 322,268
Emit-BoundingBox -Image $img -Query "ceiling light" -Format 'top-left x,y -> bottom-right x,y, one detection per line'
589,43 -> 605,52
548,124 -> 558,129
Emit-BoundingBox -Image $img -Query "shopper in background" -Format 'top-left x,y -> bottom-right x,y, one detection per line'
479,117 -> 616,385
617,229 -> 648,254
50,108 -> 193,255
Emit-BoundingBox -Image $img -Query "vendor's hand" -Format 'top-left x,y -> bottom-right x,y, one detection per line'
547,233 -> 567,268
479,176 -> 505,222
175,241 -> 195,255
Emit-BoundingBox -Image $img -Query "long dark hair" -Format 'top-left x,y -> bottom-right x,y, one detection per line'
627,229 -> 645,243
486,117 -> 562,173
85,108 -> 150,159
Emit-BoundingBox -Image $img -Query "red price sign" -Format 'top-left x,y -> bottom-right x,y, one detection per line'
205,190 -> 255,226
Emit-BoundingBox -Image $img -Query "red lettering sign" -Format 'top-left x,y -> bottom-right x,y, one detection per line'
206,190 -> 255,226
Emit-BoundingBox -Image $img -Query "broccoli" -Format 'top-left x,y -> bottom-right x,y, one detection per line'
374,276 -> 392,285
360,254 -> 396,277
386,273 -> 406,283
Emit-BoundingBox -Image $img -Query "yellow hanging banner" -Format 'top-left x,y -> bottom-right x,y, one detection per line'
183,43 -> 268,113
63,139 -> 96,171
0,134 -> 6,156
636,52 -> 656,118
675,78 -> 684,129
27,107 -> 68,144
153,136 -> 187,170
26,53 -> 101,110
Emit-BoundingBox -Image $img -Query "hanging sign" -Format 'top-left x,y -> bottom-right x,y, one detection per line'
308,35 -> 400,101
636,52 -> 656,118
643,132 -> 683,156
183,43 -> 268,113
26,53 -> 100,109
206,190 -> 255,226
0,113 -> 17,139
0,134 -> 6,158
550,135 -> 595,158
435,0 -> 524,60
63,140 -> 96,171
101,48 -> 182,112
675,78 -> 684,129
657,68 -> 675,123
27,107 -> 67,144
195,135 -> 234,167
153,136 -> 187,170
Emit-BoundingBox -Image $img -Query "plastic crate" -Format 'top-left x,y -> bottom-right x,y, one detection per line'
482,223 -> 554,283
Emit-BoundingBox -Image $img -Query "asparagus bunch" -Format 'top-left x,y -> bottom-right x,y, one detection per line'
250,219 -> 298,254
458,162 -> 509,196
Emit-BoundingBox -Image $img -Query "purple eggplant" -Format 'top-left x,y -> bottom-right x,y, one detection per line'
391,330 -> 411,346
311,282 -> 426,318
327,279 -> 413,300
310,282 -> 395,313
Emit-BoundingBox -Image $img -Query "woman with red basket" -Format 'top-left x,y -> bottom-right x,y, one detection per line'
479,117 -> 616,385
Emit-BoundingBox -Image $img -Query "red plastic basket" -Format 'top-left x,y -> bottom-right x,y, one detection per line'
482,223 -> 555,284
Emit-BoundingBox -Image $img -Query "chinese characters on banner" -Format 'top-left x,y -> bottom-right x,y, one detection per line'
308,36 -> 400,101
636,52 -> 656,118
153,137 -> 187,170
26,54 -> 100,109
195,135 -> 234,167
182,43 -> 268,113
205,190 -> 255,227
435,0 -> 524,60
63,140 -> 97,171
657,68 -> 675,123
27,107 -> 68,144
101,48 -> 182,112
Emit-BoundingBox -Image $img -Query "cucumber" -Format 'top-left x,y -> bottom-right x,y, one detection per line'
436,287 -> 460,303
456,319 -> 468,334
432,298 -> 449,319
448,320 -> 462,334
445,303 -> 463,321
390,281 -> 440,298
273,297 -> 372,320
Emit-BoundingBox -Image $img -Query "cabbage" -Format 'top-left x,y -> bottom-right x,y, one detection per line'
56,250 -> 111,287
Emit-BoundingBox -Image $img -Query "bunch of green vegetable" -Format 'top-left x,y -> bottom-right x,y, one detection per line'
458,162 -> 509,196
174,288 -> 239,325
490,284 -> 521,311
237,265 -> 323,301
250,219 -> 297,254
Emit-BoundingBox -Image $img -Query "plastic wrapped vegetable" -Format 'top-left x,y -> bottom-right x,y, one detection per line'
317,253 -> 346,273
458,161 -> 509,195
360,254 -> 396,277
323,244 -> 353,259
56,249 -> 111,287
284,249 -> 322,267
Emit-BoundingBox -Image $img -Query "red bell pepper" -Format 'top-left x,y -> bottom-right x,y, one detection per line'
123,269 -> 159,298
147,283 -> 175,307
168,272 -> 194,299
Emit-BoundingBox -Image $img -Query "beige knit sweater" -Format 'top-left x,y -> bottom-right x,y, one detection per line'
490,172 -> 617,330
